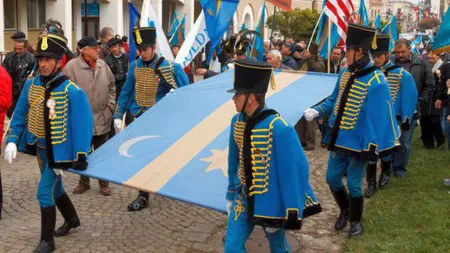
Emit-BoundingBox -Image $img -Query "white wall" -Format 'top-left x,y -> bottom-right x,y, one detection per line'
100,0 -> 124,36
45,0 -> 72,49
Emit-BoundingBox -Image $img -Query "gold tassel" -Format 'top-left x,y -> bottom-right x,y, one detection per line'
270,70 -> 276,90
135,29 -> 143,45
372,32 -> 377,50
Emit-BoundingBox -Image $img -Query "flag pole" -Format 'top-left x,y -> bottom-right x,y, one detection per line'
307,10 -> 325,51
327,18 -> 331,74
269,6 -> 277,50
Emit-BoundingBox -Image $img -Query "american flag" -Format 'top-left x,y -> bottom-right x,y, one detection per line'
323,0 -> 355,41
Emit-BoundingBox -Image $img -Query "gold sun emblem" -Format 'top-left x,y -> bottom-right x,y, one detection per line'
201,148 -> 229,177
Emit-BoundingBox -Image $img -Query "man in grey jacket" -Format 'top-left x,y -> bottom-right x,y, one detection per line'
391,38 -> 435,177
63,36 -> 116,195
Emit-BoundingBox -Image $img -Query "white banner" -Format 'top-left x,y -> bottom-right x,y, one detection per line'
175,11 -> 210,68
140,0 -> 174,61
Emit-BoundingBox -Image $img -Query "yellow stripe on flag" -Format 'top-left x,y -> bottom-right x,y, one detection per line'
123,71 -> 305,193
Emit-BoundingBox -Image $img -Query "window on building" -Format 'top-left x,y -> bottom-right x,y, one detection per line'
28,0 -> 46,29
4,0 -> 18,29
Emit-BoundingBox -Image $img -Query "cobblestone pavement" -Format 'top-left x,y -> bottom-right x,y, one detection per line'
0,137 -> 347,253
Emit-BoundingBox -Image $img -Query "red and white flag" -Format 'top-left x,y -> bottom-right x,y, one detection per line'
323,0 -> 355,41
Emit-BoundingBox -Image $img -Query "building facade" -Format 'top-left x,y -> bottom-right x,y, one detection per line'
1,0 -> 327,52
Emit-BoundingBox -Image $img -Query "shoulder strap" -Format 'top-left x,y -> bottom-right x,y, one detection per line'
154,57 -> 177,90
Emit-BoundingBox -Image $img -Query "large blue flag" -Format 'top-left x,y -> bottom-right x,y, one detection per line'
170,15 -> 186,47
70,71 -> 337,213
253,0 -> 266,61
358,0 -> 369,26
200,0 -> 240,66
382,15 -> 398,52
316,0 -> 340,60
373,14 -> 381,30
168,12 -> 180,38
432,8 -> 450,54
410,35 -> 422,55
128,2 -> 141,63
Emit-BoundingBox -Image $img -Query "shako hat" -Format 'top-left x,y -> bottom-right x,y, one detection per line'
37,29 -> 67,60
346,23 -> 377,51
132,27 -> 156,48
228,59 -> 275,94
370,34 -> 391,54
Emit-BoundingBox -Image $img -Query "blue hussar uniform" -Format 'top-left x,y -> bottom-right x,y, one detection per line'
5,30 -> 93,253
364,34 -> 418,197
115,26 -> 189,212
114,27 -> 189,120
312,24 -> 399,238
225,59 -> 321,253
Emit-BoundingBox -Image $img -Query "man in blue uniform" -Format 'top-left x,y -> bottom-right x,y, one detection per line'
364,34 -> 418,197
225,59 -> 321,252
3,29 -> 93,253
304,24 -> 400,237
113,26 -> 189,211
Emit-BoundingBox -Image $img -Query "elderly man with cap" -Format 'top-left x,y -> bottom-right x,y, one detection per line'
114,26 -> 189,211
303,24 -> 400,237
224,59 -> 322,252
364,34 -> 418,198
104,38 -> 129,101
3,28 -> 93,253
63,36 -> 116,196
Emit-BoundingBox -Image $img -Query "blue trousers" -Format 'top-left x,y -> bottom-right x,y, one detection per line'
37,148 -> 65,208
326,152 -> 367,197
392,121 -> 417,176
224,193 -> 291,253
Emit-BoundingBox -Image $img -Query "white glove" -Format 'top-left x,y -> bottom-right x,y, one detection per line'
4,142 -> 17,164
265,227 -> 280,234
54,169 -> 64,176
114,119 -> 123,133
304,108 -> 319,122
226,200 -> 233,216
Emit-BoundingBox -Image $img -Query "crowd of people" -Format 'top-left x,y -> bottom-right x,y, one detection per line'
0,16 -> 449,253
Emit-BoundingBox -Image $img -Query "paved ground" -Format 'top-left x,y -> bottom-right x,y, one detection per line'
0,136 -> 347,253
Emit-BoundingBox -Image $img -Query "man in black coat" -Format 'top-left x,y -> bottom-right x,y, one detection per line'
104,38 -> 129,100
2,37 -> 35,118
391,38 -> 435,177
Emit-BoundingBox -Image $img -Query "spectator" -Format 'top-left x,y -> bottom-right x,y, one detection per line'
2,38 -> 35,118
171,45 -> 180,58
122,36 -> 130,53
391,38 -> 435,177
99,27 -> 115,59
325,47 -> 343,74
0,64 -> 13,219
104,38 -> 129,101
280,43 -> 298,69
266,50 -> 292,70
63,36 -> 116,196
298,43 -> 325,72
292,44 -> 304,68
423,50 -> 445,149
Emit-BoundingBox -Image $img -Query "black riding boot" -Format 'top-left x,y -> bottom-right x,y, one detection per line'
349,196 -> 364,238
54,193 -> 80,237
379,160 -> 393,188
127,191 -> 149,211
331,187 -> 350,231
364,162 -> 377,198
34,206 -> 56,253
